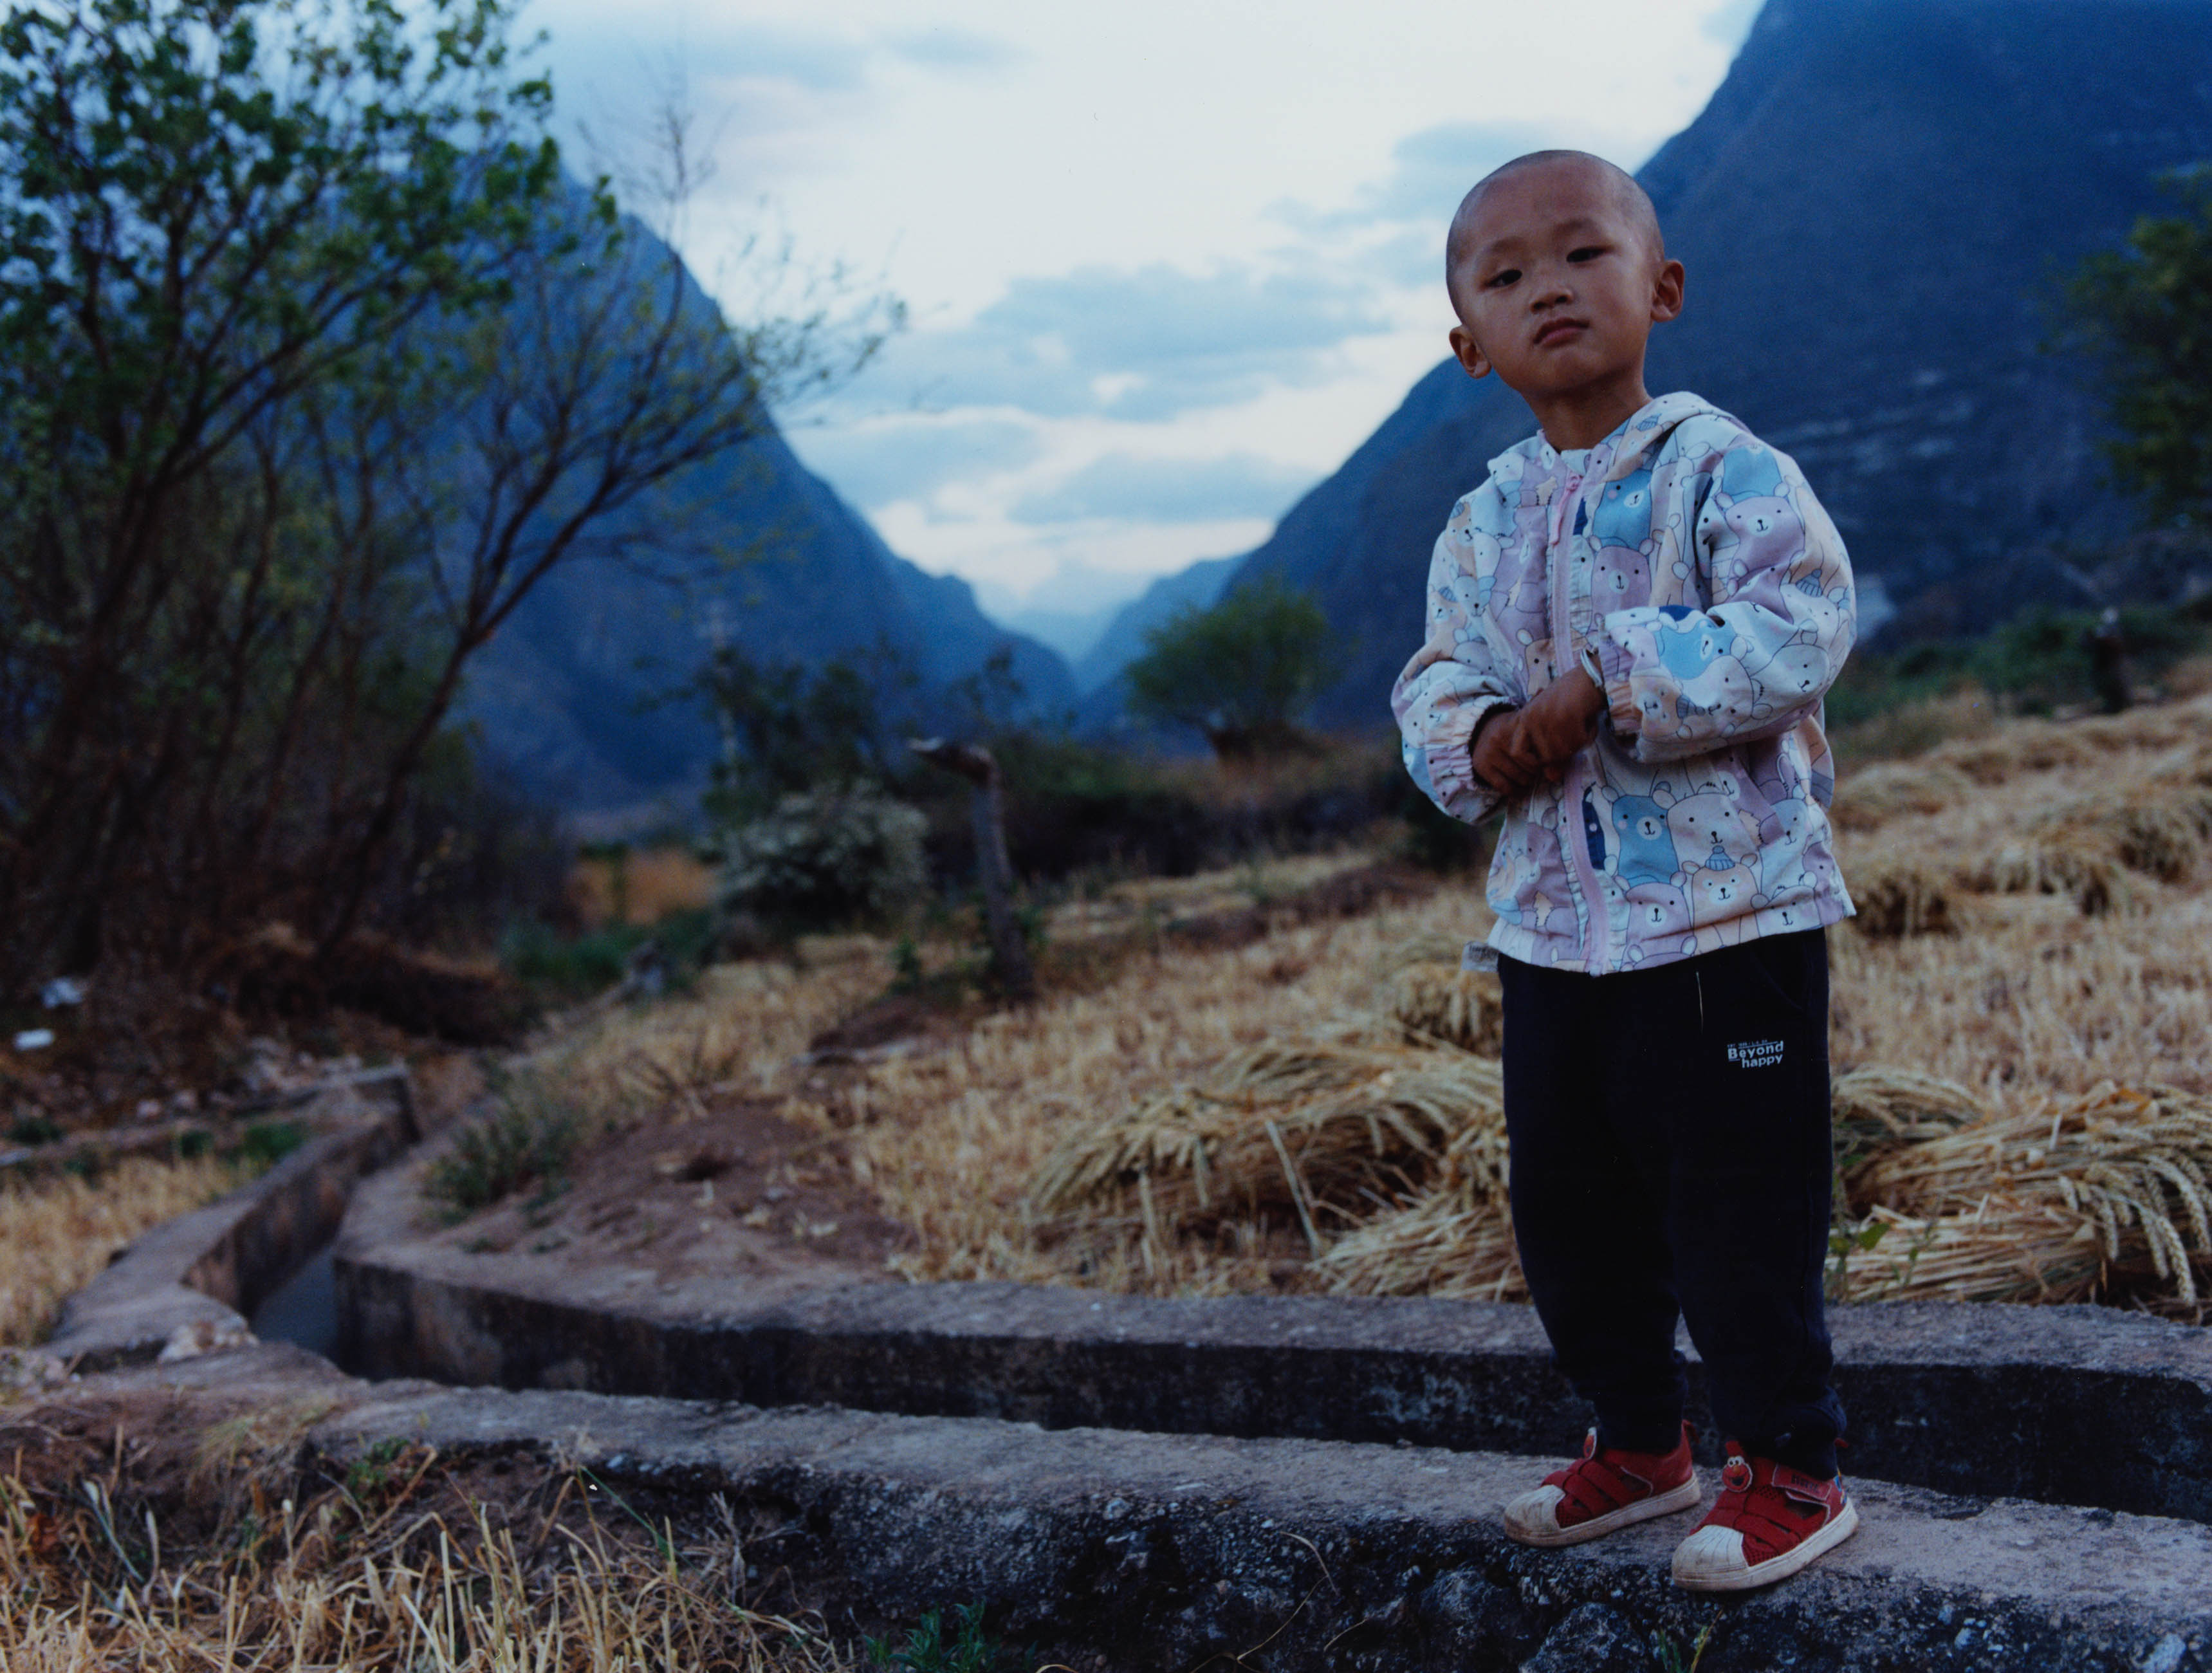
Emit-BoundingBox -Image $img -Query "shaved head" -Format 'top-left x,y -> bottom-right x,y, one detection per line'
1446,150 -> 1664,283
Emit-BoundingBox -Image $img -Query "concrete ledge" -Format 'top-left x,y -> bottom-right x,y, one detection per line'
336,1156 -> 2212,1522
50,1068 -> 415,1369
309,1384 -> 2212,1673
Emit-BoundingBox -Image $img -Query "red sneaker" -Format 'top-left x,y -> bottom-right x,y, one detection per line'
1671,1443 -> 1859,1591
1502,1425 -> 1700,1548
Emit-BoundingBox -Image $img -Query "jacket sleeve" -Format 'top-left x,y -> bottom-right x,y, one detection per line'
1390,495 -> 1520,825
1589,436 -> 1855,763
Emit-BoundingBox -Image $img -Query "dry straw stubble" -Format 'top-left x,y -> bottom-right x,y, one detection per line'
1,1155 -> 251,1347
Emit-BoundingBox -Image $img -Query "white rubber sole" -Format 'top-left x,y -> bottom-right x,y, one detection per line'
1672,1495 -> 1859,1591
1502,1475 -> 1702,1548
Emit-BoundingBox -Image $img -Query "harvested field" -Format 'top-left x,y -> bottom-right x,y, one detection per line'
384,696 -> 2212,1320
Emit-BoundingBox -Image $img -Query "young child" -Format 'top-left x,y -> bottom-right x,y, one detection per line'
1391,151 -> 1859,1591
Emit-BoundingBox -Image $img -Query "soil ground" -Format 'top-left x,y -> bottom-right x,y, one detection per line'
445,855 -> 1436,1300
437,1091 -> 912,1299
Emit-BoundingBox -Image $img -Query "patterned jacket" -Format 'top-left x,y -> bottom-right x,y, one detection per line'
1392,391 -> 1856,974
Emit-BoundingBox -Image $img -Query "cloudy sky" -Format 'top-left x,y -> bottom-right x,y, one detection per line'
531,0 -> 1763,633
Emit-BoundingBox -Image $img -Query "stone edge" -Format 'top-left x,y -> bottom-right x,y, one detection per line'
306,1382 -> 2212,1673
47,1066 -> 416,1371
332,1151 -> 2212,1522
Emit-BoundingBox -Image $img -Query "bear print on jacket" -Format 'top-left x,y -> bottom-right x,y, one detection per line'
1391,391 -> 1856,972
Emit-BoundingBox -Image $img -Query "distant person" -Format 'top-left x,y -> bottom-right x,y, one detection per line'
1391,151 -> 1859,1591
2087,606 -> 2132,714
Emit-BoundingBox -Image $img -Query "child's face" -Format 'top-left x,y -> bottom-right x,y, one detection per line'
1446,159 -> 1683,412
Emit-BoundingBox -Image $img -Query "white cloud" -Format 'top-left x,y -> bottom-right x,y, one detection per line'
869,264 -> 1389,422
788,414 -> 1042,506
1012,453 -> 1316,526
535,0 -> 1756,602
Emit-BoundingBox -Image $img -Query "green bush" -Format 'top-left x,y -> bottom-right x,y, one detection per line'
1124,574 -> 1332,757
1829,602 -> 2207,728
720,784 -> 928,931
237,1121 -> 308,1169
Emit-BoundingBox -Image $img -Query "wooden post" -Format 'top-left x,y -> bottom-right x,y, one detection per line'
909,738 -> 1036,1002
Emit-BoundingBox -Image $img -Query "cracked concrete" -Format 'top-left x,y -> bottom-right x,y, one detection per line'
48,1068 -> 414,1369
309,1380 -> 2212,1673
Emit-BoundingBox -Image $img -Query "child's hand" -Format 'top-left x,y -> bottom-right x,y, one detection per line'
1470,705 -> 1544,794
1511,669 -> 1607,780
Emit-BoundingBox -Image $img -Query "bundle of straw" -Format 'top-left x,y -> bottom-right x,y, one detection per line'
1029,1039 -> 1504,1252
1961,838 -> 2137,915
1385,962 -> 1504,1055
1917,698 -> 2211,790
2033,775 -> 2212,885
1830,761 -> 1974,831
1930,722 -> 2101,786
1839,1199 -> 2106,1306
1843,1083 -> 2212,1308
1830,1065 -> 1987,1212
1843,851 -> 1955,939
1314,1116 -> 1521,1299
1370,931 -> 1471,976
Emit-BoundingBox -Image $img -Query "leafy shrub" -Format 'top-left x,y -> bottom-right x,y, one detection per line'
423,1084 -> 581,1221
237,1121 -> 308,1169
719,784 -> 928,930
1830,602 -> 2209,732
866,1604 -> 1013,1672
964,733 -> 1213,880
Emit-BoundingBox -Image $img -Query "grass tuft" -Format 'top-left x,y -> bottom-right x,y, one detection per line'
423,1078 -> 584,1223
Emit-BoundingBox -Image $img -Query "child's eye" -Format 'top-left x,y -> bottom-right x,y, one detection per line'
1567,246 -> 1606,263
1486,268 -> 1520,288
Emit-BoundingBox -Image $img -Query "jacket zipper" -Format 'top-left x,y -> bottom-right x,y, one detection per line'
1551,454 -> 1612,974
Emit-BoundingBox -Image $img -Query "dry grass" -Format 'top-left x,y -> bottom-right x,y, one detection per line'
527,946 -> 888,1125
1839,1083 -> 2212,1308
851,896 -> 1487,1293
490,694 -> 2212,1318
0,1441 -> 853,1672
0,1156 -> 253,1347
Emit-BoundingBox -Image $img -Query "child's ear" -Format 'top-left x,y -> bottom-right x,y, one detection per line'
1650,259 -> 1686,324
1450,324 -> 1492,380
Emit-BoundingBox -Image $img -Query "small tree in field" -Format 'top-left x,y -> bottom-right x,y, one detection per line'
1123,574 -> 1331,758
2068,164 -> 2212,522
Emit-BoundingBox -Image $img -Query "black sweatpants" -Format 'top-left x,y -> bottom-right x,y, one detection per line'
1498,929 -> 1845,1479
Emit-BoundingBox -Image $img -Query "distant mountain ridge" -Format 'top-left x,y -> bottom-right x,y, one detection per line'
1197,0 -> 2212,734
461,213 -> 1075,816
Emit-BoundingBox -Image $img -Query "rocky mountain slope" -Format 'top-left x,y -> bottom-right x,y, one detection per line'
1212,0 -> 2212,733
461,213 -> 1074,816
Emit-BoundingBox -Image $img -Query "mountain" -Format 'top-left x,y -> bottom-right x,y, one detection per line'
465,438 -> 1075,815
459,212 -> 1076,817
1218,0 -> 2212,733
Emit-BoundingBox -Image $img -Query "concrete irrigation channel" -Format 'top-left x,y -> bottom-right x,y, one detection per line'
27,1064 -> 2212,1670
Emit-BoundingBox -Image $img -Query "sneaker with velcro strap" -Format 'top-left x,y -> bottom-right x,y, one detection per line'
1500,1423 -> 1700,1548
1670,1441 -> 1858,1591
